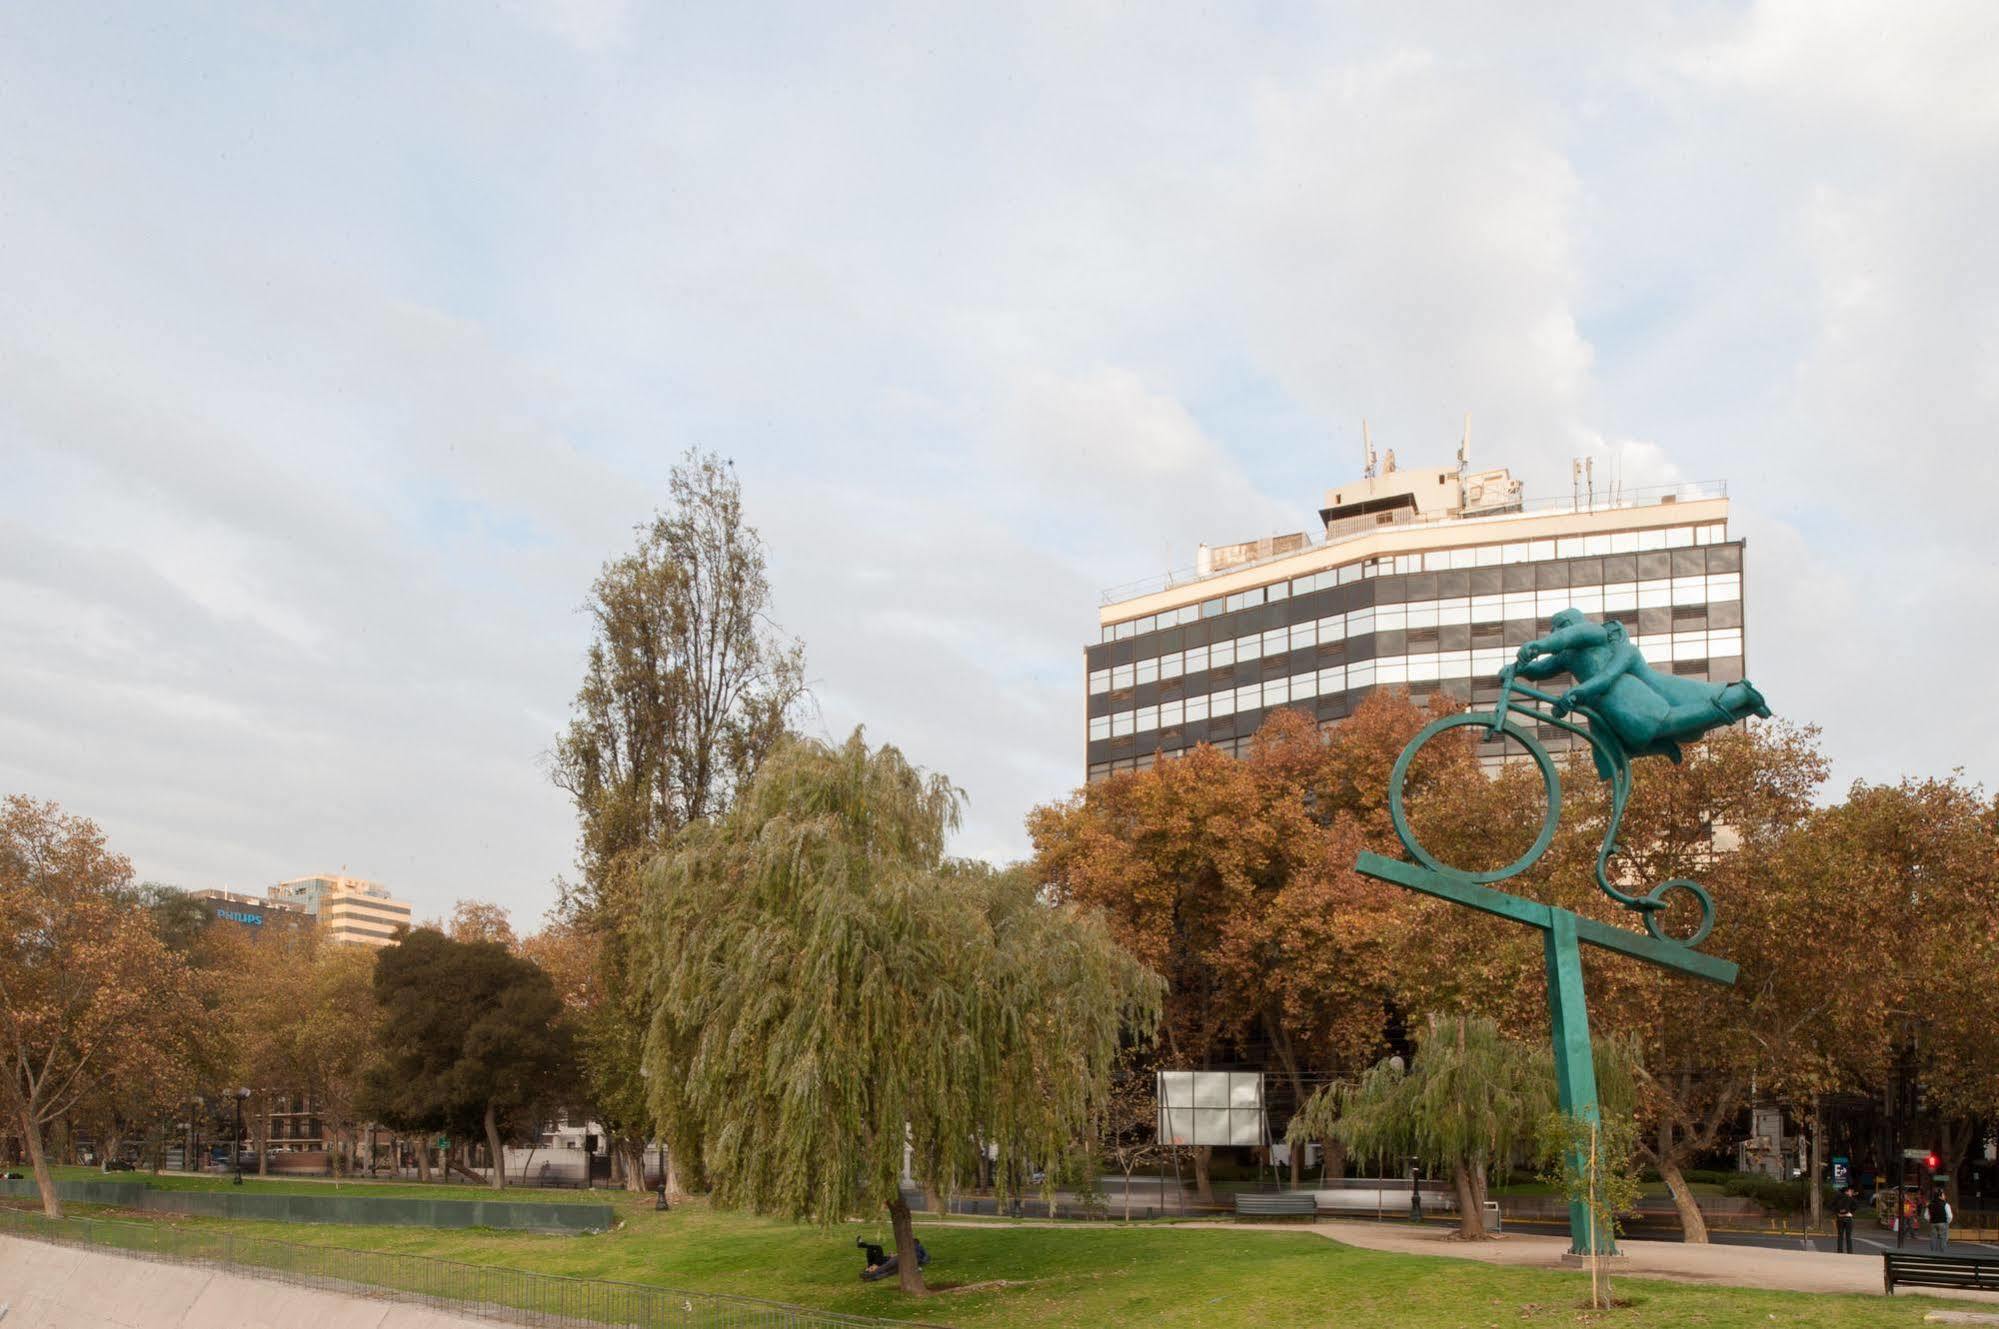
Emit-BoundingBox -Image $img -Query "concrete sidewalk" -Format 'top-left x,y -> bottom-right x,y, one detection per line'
0,1236 -> 497,1328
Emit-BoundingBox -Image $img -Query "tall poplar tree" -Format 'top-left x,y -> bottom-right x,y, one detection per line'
642,731 -> 1160,1295
550,451 -> 805,1188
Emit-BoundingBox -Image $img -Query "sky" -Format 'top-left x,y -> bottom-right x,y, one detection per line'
3,2 -> 1995,929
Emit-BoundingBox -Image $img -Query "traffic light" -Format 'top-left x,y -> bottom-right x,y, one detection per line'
1926,1153 -> 1940,1171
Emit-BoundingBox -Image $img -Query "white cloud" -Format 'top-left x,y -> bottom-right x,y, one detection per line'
1,1 -> 1993,925
505,0 -> 631,54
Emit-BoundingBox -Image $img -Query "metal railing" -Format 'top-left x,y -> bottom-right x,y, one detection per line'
1100,479 -> 1730,606
0,1207 -> 947,1329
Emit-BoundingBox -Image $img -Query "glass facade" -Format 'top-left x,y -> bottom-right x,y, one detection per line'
1086,520 -> 1747,782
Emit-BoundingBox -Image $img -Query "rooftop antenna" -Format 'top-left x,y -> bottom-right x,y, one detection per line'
1571,457 -> 1596,512
1362,419 -> 1377,480
1457,412 -> 1471,479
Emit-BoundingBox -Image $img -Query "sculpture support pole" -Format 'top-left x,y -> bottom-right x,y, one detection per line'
1545,910 -> 1609,1255
1355,851 -> 1736,1258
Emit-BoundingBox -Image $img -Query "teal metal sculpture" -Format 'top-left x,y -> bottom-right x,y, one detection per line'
1356,609 -> 1770,1255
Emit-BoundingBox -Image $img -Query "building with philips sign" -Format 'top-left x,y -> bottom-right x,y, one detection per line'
188,888 -> 309,932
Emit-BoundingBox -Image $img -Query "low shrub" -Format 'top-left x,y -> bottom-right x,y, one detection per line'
1719,1175 -> 1835,1213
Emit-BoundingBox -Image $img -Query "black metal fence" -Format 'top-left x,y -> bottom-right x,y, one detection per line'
0,1208 -> 946,1329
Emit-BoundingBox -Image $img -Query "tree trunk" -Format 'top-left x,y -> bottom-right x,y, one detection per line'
19,1106 -> 60,1219
1938,1116 -> 1975,1205
1807,1098 -> 1825,1231
1262,1011 -> 1308,1189
1451,1159 -> 1486,1239
665,1144 -> 684,1198
483,1104 -> 506,1190
887,1194 -> 927,1295
416,1139 -> 432,1183
1191,1145 -> 1214,1205
1323,1137 -> 1347,1181
1656,1153 -> 1709,1244
623,1137 -> 649,1193
448,1143 -> 484,1185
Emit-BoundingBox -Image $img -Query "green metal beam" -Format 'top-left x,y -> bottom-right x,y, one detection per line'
1354,852 -> 1738,985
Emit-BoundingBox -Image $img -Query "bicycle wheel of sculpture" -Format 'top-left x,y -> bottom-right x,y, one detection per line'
1388,713 -> 1560,883
1641,878 -> 1716,949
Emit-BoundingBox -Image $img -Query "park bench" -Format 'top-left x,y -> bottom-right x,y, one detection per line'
1234,1192 -> 1318,1220
1883,1250 -> 1999,1296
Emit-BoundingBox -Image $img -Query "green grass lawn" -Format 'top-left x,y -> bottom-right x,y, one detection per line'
41,1164 -> 608,1205
101,1196 -> 1956,1328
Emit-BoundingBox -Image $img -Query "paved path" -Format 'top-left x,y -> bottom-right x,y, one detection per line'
1499,1212 -> 1999,1256
0,1235 -> 496,1328
1207,1218 -> 1999,1304
919,1215 -> 1999,1305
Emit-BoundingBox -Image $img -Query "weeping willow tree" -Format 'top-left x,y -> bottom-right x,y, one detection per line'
1299,1013 -> 1635,1239
641,729 -> 1161,1295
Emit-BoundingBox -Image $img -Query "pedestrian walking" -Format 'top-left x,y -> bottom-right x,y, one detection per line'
1835,1186 -> 1856,1254
1899,1189 -> 1919,1248
1928,1188 -> 1953,1251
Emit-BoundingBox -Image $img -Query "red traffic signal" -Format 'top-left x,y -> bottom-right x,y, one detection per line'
1926,1153 -> 1941,1170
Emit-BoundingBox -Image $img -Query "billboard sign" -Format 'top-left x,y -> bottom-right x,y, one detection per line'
1156,1071 -> 1266,1148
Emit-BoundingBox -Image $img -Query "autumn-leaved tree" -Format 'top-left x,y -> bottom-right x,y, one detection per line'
1547,721 -> 1830,1242
211,923 -> 317,1174
448,899 -> 517,949
301,941 -> 383,1174
0,797 -> 202,1216
1768,775 -> 1999,1210
643,731 -> 1160,1294
1030,695 -> 1498,1193
550,450 -> 805,1190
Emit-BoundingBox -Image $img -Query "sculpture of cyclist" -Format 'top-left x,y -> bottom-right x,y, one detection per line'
1513,609 -> 1770,777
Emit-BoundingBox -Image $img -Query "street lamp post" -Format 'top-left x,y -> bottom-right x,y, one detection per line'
1386,1057 -> 1421,1224
233,1089 -> 251,1186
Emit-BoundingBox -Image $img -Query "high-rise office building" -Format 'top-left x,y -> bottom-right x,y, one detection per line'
269,873 -> 412,947
1085,460 -> 1745,782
